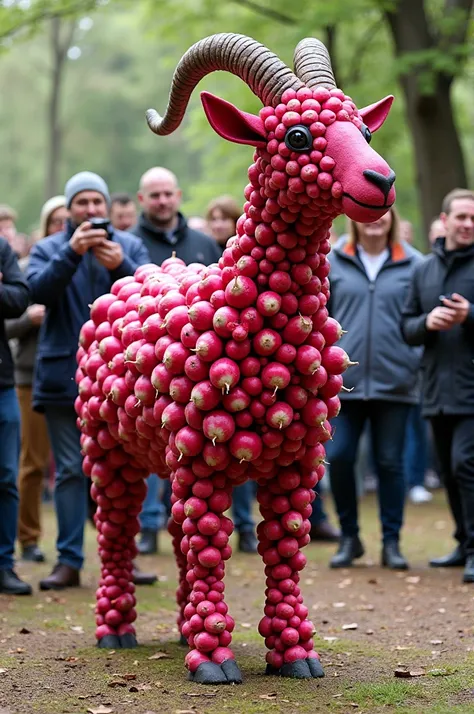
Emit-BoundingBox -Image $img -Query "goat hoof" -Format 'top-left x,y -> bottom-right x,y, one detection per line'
97,635 -> 121,649
221,658 -> 243,683
265,657 -> 324,679
307,656 -> 325,678
189,660 -> 243,685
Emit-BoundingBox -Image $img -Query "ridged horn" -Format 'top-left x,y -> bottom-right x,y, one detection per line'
293,38 -> 336,89
146,33 -> 303,135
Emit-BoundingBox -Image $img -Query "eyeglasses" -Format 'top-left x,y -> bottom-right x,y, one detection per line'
49,217 -> 66,227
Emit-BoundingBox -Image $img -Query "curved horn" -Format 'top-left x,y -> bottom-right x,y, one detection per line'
146,33 -> 303,135
293,38 -> 336,89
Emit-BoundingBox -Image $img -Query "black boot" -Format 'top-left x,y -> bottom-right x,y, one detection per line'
330,536 -> 364,568
137,529 -> 158,555
22,545 -> 45,563
382,541 -> 409,570
0,569 -> 32,595
238,531 -> 257,553
430,545 -> 466,568
463,555 -> 474,583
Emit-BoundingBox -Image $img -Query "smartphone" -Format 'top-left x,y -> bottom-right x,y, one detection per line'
89,217 -> 112,238
439,293 -> 453,304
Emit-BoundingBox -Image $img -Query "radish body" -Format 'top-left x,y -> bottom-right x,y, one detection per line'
74,82 -> 364,680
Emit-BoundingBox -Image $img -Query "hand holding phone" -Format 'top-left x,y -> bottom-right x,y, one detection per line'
89,217 -> 112,238
439,293 -> 470,325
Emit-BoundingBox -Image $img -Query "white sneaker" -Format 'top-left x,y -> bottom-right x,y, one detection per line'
409,485 -> 433,504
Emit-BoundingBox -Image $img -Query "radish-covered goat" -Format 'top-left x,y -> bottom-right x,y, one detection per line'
76,33 -> 395,684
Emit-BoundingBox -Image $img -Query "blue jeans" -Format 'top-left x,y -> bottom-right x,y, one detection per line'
0,388 -> 21,569
232,481 -> 256,533
139,473 -> 167,531
404,404 -> 428,489
44,406 -> 88,570
327,400 -> 410,543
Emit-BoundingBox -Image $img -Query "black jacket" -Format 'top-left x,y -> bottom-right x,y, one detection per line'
328,238 -> 423,403
130,212 -> 221,267
401,238 -> 474,416
0,238 -> 30,388
27,222 -> 150,409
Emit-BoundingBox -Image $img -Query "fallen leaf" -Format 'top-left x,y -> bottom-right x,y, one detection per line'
368,578 -> 378,585
186,692 -> 216,697
394,668 -> 425,678
70,625 -> 84,634
87,707 -> 114,714
438,608 -> 446,614
338,578 -> 352,589
428,668 -> 456,677
148,652 -> 171,660
175,710 -> 199,714
342,623 -> 358,630
108,680 -> 127,688
333,602 -> 346,608
357,603 -> 374,611
366,629 -> 374,635
19,627 -> 31,634
240,622 -> 252,628
114,673 -> 137,681
260,693 -> 277,699
405,576 -> 420,584
0,669 -> 7,675
430,639 -> 443,645
323,636 -> 338,643
129,684 -> 152,692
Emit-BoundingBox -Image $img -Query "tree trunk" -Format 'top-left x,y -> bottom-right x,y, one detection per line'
385,0 -> 471,246
399,72 -> 467,245
45,16 -> 75,200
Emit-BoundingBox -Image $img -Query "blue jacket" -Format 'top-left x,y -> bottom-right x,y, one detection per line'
328,237 -> 423,404
27,223 -> 150,410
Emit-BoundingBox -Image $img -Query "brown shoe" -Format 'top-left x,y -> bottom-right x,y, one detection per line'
39,563 -> 80,591
132,562 -> 157,586
310,520 -> 341,543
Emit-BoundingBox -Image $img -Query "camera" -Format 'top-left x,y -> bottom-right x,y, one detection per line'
89,217 -> 112,238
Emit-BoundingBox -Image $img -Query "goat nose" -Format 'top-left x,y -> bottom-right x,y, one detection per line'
363,169 -> 396,200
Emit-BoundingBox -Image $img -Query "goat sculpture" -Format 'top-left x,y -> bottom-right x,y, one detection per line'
75,33 -> 395,684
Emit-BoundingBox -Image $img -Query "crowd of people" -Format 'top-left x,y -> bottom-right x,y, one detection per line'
0,167 -> 473,595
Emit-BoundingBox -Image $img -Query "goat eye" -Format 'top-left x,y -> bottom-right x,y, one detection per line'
285,125 -> 312,152
361,123 -> 372,143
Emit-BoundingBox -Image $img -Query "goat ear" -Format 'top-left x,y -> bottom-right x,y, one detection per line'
359,95 -> 394,132
201,91 -> 267,148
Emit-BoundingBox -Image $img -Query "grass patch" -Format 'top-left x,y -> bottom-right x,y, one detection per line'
350,679 -> 426,706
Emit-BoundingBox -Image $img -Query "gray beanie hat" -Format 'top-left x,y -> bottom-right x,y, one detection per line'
64,171 -> 111,208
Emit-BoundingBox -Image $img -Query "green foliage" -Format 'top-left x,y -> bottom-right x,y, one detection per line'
0,0 -> 102,44
0,0 -> 472,247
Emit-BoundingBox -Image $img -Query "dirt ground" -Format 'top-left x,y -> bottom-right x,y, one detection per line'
1,492 -> 474,714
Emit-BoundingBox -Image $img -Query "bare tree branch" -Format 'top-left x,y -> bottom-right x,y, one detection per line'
345,16 -> 385,84
229,0 -> 296,25
0,0 -> 97,43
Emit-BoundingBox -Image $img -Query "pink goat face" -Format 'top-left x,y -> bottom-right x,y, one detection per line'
201,87 -> 395,224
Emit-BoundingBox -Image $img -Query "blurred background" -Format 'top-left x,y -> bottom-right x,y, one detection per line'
0,0 -> 473,248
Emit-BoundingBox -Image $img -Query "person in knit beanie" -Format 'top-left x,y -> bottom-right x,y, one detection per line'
38,196 -> 68,239
26,171 -> 151,592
